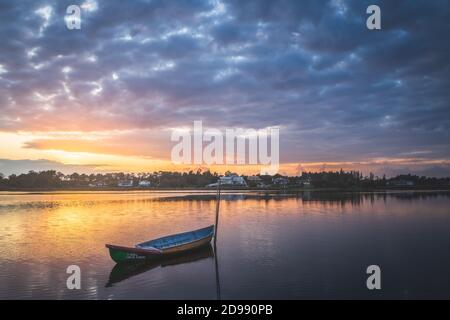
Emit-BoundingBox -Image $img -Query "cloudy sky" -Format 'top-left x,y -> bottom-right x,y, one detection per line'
0,0 -> 449,176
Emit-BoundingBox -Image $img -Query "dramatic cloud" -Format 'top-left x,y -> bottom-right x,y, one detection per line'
0,0 -> 449,175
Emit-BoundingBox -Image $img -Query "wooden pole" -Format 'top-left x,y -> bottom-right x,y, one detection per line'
213,244 -> 221,300
213,179 -> 222,299
214,179 -> 221,246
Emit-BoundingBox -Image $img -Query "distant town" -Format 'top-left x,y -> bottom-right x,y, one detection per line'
1,169 -> 450,191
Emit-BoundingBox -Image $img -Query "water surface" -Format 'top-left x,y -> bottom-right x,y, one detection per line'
1,190 -> 450,299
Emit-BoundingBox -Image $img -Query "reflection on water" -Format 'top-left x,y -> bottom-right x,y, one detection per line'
107,245 -> 214,287
0,190 -> 450,299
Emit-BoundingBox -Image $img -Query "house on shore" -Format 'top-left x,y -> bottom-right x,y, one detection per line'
246,175 -> 268,188
207,175 -> 248,187
272,177 -> 289,186
89,181 -> 107,188
118,180 -> 134,187
138,180 -> 152,187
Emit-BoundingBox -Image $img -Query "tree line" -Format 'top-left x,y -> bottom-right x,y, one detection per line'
0,169 -> 449,189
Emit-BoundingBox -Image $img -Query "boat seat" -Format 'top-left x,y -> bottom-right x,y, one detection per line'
135,225 -> 214,250
135,244 -> 159,250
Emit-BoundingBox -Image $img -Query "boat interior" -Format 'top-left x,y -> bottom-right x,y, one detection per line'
136,225 -> 214,250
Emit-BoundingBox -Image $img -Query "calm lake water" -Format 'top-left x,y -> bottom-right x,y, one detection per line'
0,190 -> 450,299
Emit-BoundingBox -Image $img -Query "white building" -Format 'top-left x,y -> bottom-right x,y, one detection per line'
247,176 -> 262,182
138,180 -> 152,187
207,175 -> 248,187
246,176 -> 267,188
118,180 -> 133,187
89,182 -> 107,188
272,177 -> 289,185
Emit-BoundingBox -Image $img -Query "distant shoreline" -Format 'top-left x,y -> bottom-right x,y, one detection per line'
1,186 -> 450,193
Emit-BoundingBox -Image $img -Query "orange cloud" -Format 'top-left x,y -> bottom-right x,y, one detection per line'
21,131 -> 172,159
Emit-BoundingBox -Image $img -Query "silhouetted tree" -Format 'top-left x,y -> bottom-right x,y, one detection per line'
0,169 -> 449,190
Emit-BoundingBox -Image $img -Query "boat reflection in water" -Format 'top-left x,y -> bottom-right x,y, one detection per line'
106,244 -> 215,287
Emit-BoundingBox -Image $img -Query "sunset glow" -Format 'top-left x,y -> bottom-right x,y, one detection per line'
1,1 -> 449,177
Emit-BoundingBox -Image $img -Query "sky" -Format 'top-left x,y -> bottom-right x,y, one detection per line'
0,0 -> 450,177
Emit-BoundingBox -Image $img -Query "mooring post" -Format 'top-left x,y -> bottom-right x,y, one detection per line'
214,179 -> 221,246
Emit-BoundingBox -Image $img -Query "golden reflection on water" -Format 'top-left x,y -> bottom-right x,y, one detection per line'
1,191 -> 450,299
1,191 -> 448,265
0,193 -> 215,262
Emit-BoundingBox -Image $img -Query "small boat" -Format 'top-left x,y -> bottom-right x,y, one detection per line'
106,225 -> 214,263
